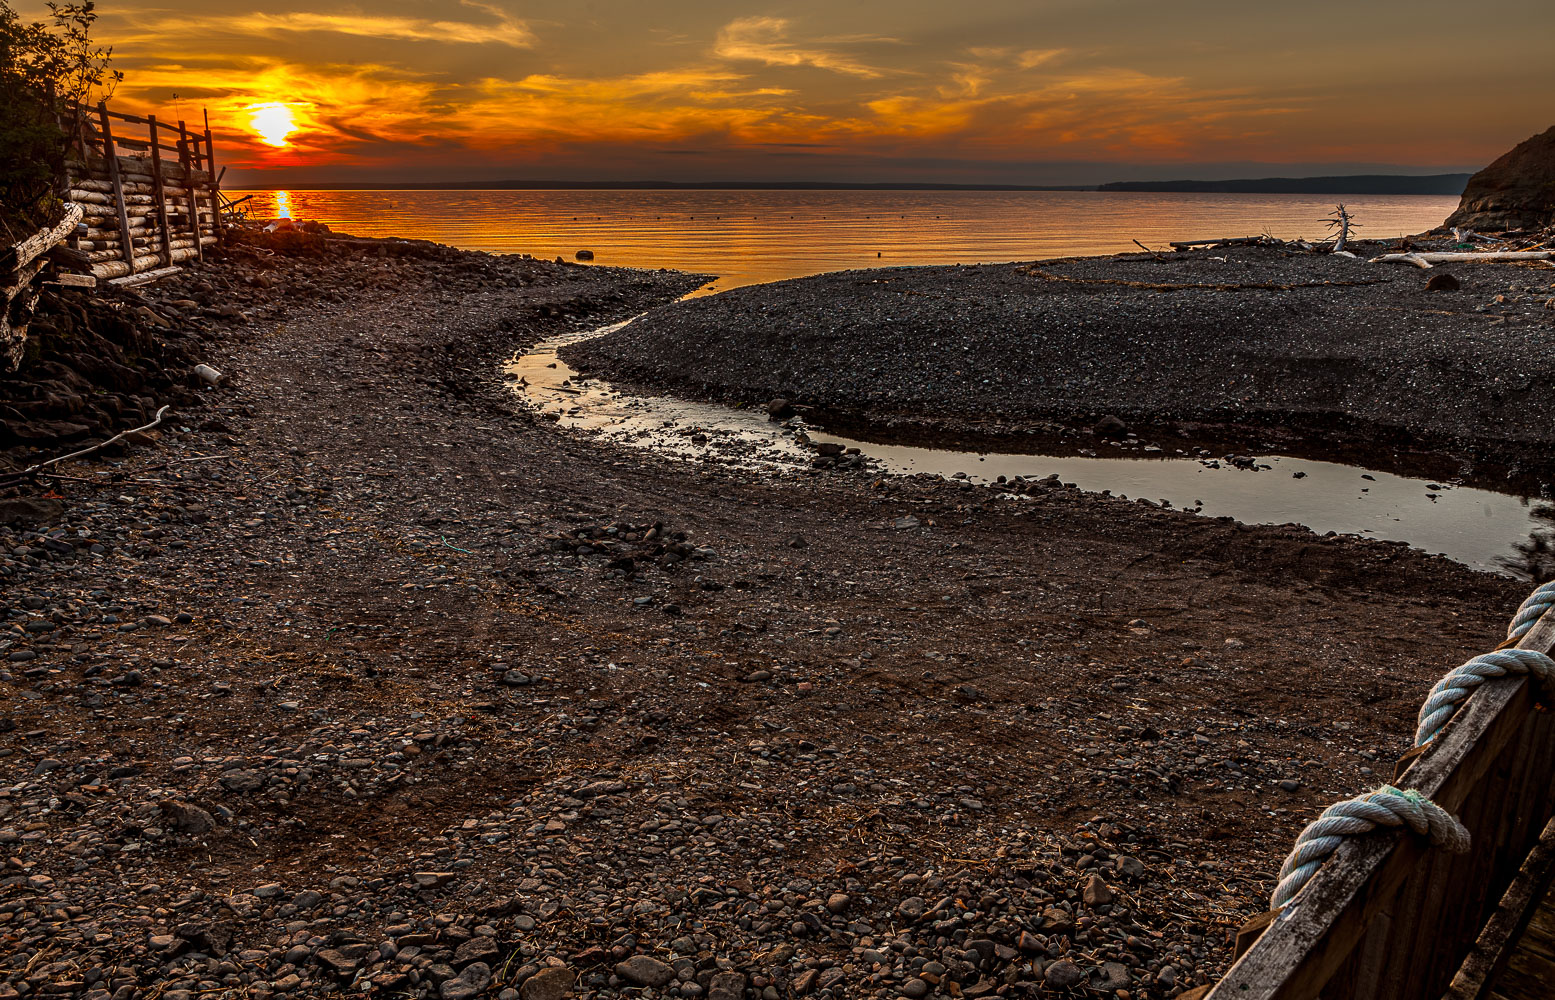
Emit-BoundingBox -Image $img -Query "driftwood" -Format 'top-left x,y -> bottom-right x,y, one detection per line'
1018,266 -> 1383,292
1325,204 -> 1356,254
1371,251 -> 1553,267
1169,236 -> 1266,249
15,405 -> 171,478
0,203 -> 85,273
107,265 -> 184,288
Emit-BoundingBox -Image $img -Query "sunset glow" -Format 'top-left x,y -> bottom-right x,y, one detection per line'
248,102 -> 295,147
37,0 -> 1555,185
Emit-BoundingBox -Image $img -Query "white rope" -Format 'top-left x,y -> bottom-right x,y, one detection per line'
1509,580 -> 1555,641
1415,648 -> 1555,746
1271,786 -> 1469,909
1267,580 -> 1555,909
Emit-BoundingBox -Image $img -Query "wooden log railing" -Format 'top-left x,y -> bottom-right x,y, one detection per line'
1200,604 -> 1555,1000
59,99 -> 223,285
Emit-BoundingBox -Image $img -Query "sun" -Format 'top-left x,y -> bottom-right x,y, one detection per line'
249,103 -> 296,147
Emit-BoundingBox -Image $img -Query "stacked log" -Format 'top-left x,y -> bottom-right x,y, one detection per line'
65,150 -> 220,282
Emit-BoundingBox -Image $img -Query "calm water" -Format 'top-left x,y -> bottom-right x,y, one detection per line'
227,188 -> 1459,290
509,319 -> 1551,577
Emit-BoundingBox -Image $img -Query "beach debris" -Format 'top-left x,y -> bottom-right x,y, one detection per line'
1426,273 -> 1461,291
194,363 -> 225,384
1370,250 -> 1552,267
1167,235 -> 1273,250
11,405 -> 170,480
1320,203 -> 1358,253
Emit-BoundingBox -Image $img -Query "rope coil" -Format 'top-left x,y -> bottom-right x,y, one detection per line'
1509,580 -> 1555,642
1415,648 -> 1555,747
1271,786 -> 1469,909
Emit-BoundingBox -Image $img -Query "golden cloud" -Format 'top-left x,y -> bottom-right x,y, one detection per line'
114,2 -> 534,49
713,17 -> 888,78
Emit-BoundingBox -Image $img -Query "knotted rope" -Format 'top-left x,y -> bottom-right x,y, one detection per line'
1509,579 -> 1555,642
1269,580 -> 1555,909
1271,786 -> 1468,909
1415,648 -> 1555,746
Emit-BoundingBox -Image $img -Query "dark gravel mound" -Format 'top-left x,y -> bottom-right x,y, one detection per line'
1447,125 -> 1555,231
564,245 -> 1555,479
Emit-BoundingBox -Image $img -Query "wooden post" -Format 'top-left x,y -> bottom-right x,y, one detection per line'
97,102 -> 137,276
146,115 -> 173,267
1204,605 -> 1555,1000
177,120 -> 204,262
204,109 -> 222,236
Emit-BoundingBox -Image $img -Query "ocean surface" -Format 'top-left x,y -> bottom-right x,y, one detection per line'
226,189 -> 1460,290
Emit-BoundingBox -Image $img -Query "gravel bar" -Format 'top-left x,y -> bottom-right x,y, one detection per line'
564,243 -> 1555,483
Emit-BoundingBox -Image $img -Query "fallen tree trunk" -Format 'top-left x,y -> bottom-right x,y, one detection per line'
1371,251 -> 1553,266
0,203 -> 85,273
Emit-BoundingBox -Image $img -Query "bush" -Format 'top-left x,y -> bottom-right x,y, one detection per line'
0,2 -> 119,242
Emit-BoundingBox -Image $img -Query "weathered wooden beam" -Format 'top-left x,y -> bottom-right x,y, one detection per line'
1204,608 -> 1555,1000
204,111 -> 222,236
1442,818 -> 1555,1000
177,119 -> 204,262
0,203 -> 84,273
96,103 -> 139,278
45,273 -> 97,289
107,264 -> 182,287
147,115 -> 173,267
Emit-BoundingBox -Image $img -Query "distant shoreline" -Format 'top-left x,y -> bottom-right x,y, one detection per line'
1098,173 -> 1470,195
225,180 -> 1097,192
221,175 -> 1467,194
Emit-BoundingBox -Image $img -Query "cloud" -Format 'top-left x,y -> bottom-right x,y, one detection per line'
91,1 -> 1514,181
713,17 -> 887,78
1017,48 -> 1065,70
114,3 -> 535,49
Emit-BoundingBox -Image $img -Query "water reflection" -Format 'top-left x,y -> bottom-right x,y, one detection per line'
1507,504 -> 1555,579
509,320 -> 1550,578
225,188 -> 1459,290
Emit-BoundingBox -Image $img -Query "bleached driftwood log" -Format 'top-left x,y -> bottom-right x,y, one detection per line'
1370,251 -> 1553,267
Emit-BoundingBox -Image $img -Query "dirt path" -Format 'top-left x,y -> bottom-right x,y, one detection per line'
0,234 -> 1525,999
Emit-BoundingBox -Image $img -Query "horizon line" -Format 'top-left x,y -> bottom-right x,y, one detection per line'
222,172 -> 1472,193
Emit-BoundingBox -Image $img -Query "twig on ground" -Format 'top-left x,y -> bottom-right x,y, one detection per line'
11,405 -> 170,480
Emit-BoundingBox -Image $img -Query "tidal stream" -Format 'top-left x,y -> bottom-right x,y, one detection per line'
506,317 -> 1553,578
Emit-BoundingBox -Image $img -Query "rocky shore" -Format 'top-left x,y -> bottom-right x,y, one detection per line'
0,231 -> 1529,1000
564,241 -> 1555,484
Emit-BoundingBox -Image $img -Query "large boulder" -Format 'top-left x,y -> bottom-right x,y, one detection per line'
1445,125 -> 1555,231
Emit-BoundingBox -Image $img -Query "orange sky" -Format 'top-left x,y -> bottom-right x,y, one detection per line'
33,0 -> 1555,184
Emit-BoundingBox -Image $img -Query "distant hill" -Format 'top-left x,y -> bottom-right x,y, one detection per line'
1097,174 -> 1471,195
